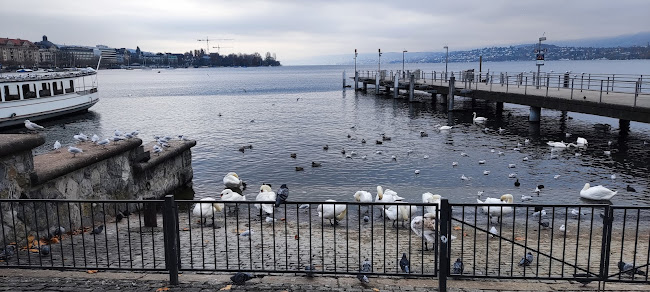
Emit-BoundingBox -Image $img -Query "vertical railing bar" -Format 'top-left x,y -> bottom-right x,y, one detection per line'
102,203 -> 109,268
523,206 -> 529,277
284,204 -> 288,271
383,203 -> 386,273
473,205 -> 477,276
498,206 -> 503,276
371,205 -> 374,274
80,203 -> 88,268
359,205 -> 362,275
211,204 -> 217,270
0,203 -> 8,266
548,207 -> 555,277
618,209 -> 628,280
346,203 -> 349,273
438,199 -> 449,292
248,202 -> 253,270
273,204 -> 276,271
223,203 -> 229,270
485,206 -> 489,275
461,205 -> 465,275
137,203 -> 144,268
510,206 -> 516,276
124,203 -> 132,269
632,208 -> 641,281
90,203 -> 98,268
296,204 -> 300,273
113,204 -> 121,268
55,202 -> 64,267
32,201 -> 42,267
321,202 -> 324,272
587,209 -> 595,275
187,202 -> 193,269
199,203 -> 205,269
66,202 -> 76,267
334,203 -> 338,273
21,203 -> 31,266
235,202 -> 240,270
645,212 -> 650,281
9,202 -> 21,266
308,204 -> 313,275
561,207 -> 568,276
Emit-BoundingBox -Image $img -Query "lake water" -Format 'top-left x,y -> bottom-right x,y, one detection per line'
5,60 -> 650,205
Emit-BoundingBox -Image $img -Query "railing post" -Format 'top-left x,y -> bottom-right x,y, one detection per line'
600,80 -> 604,102
634,79 -> 640,107
546,76 -> 550,97
606,77 -> 610,94
599,205 -> 614,289
571,78 -> 574,99
525,76 -> 528,95
438,199 -> 451,292
163,195 -> 179,285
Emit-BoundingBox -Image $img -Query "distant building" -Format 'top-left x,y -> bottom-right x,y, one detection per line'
58,45 -> 95,67
0,37 -> 38,65
94,45 -> 117,63
35,35 -> 59,65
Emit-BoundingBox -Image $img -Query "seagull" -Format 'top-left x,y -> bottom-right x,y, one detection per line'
604,150 -> 611,156
483,170 -> 490,175
112,136 -> 125,142
533,187 -> 541,195
489,226 -> 498,238
452,258 -> 464,275
114,130 -> 122,136
498,151 -> 505,156
91,134 -> 99,143
461,174 -> 471,181
532,210 -> 547,217
611,174 -> 617,180
68,146 -> 83,157
478,160 -> 486,164
490,149 -> 495,153
231,272 -> 254,285
153,145 -> 163,155
265,217 -> 277,223
559,224 -> 566,236
415,170 -> 420,174
508,173 -> 517,178
24,120 -> 44,131
521,194 -> 532,201
423,155 -> 429,159
399,253 -> 410,274
53,141 -> 61,151
461,152 -> 468,157
73,133 -> 88,142
508,164 -> 516,168
519,252 -> 533,266
497,127 -> 506,134
554,175 -> 561,179
452,162 -> 458,167
97,138 -> 110,147
476,191 -> 484,197
239,229 -> 252,237
523,156 -> 529,161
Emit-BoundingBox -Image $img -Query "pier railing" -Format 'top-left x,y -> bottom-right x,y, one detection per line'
1,197 -> 649,289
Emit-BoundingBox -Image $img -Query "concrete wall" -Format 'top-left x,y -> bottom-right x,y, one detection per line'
0,134 -> 196,244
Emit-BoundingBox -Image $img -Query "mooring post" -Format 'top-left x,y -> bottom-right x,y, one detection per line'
409,74 -> 415,102
375,74 -> 380,95
394,73 -> 399,99
439,199 -> 450,292
529,106 -> 541,122
447,76 -> 455,111
354,71 -> 359,91
163,195 -> 179,285
342,71 -> 346,88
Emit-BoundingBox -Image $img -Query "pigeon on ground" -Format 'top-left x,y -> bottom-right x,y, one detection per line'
399,253 -> 410,274
231,272 -> 254,285
539,220 -> 551,229
239,230 -> 252,237
275,184 -> 289,207
304,264 -> 316,277
519,252 -> 533,266
299,204 -> 310,209
452,258 -> 464,275
39,244 -> 50,256
572,273 -> 594,286
618,261 -> 646,276
90,225 -> 104,235
48,226 -> 66,239
0,245 -> 16,260
363,216 -> 370,222
24,120 -> 44,131
357,258 -> 371,284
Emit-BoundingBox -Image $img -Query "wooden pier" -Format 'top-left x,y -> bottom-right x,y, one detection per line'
350,70 -> 650,124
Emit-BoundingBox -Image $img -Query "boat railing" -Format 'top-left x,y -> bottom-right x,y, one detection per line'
0,71 -> 97,83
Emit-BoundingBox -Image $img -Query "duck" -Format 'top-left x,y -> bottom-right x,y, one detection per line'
580,183 -> 617,201
255,184 -> 276,215
385,204 -> 418,228
472,112 -> 487,123
192,197 -> 224,225
410,213 -> 437,251
317,199 -> 347,225
223,172 -> 244,189
477,194 -> 514,220
421,193 -> 442,216
514,179 -> 520,187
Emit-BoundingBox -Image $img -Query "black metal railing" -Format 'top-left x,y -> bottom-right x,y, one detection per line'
2,196 -> 650,289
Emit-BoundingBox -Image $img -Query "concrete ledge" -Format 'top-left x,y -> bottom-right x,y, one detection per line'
0,134 -> 45,159
133,140 -> 196,173
31,138 -> 143,185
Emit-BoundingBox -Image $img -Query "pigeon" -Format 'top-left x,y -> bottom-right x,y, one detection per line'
304,264 -> 316,277
53,141 -> 61,151
363,215 -> 370,222
116,211 -> 125,222
230,272 -> 254,285
358,258 -> 371,284
239,230 -> 252,237
618,261 -> 646,276
399,253 -> 410,274
0,245 -> 16,260
539,220 -> 551,229
627,185 -> 636,192
519,252 -> 533,266
48,226 -> 66,239
452,258 -> 464,275
265,216 -> 277,223
24,120 -> 44,131
275,184 -> 289,207
39,244 -> 51,256
68,146 -> 83,157
299,204 -> 310,209
90,225 -> 104,235
573,273 -> 594,286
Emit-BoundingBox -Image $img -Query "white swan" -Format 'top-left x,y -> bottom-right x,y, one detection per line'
411,213 -> 437,250
354,190 -> 373,214
375,186 -> 403,214
576,137 -> 588,146
385,204 -> 418,228
473,112 -> 487,122
192,197 -> 224,225
422,193 -> 442,215
477,194 -> 513,220
546,141 -> 568,148
223,172 -> 243,189
580,183 -> 617,200
221,189 -> 246,212
255,184 -> 276,215
317,199 -> 348,225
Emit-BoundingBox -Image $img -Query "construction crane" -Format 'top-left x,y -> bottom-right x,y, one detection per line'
212,44 -> 233,54
197,37 -> 234,54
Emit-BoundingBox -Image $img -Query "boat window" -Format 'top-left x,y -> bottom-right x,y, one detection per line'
3,85 -> 20,101
53,82 -> 63,95
22,84 -> 36,99
66,80 -> 74,93
39,83 -> 51,97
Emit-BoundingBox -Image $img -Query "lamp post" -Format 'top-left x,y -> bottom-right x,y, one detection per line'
402,50 -> 407,78
443,46 -> 449,80
354,49 -> 358,74
378,49 -> 382,77
535,36 -> 547,89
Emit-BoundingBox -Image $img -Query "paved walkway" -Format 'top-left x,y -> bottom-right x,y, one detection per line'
1,269 -> 649,291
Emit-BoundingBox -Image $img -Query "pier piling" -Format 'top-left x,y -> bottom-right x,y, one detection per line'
375,74 -> 380,95
409,74 -> 415,102
529,106 -> 541,122
447,76 -> 455,111
394,74 -> 399,99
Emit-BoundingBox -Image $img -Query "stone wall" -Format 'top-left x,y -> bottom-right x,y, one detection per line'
0,134 -> 196,245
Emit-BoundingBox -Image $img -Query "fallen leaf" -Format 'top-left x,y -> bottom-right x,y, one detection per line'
219,284 -> 232,291
87,270 -> 98,274
515,237 -> 525,241
453,226 -> 461,230
281,218 -> 286,221
49,238 -> 60,244
156,288 -> 170,292
294,235 -> 299,240
29,248 -> 39,253
182,228 -> 189,231
373,289 -> 380,292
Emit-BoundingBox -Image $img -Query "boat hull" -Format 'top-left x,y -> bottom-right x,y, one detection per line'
0,91 -> 99,128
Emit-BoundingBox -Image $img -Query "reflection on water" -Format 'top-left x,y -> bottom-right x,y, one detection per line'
2,65 -> 649,206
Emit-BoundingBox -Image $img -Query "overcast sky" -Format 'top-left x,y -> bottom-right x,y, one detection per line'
2,0 -> 649,64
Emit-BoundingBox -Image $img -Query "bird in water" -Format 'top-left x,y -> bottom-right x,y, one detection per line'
627,185 -> 637,192
514,179 -> 520,187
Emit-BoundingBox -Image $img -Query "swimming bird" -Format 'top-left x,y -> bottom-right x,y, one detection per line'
483,170 -> 490,175
580,183 -> 617,201
576,137 -> 588,146
223,172 -> 244,190
53,141 -> 61,151
423,155 -> 429,159
452,258 -> 464,275
295,166 -> 304,171
415,169 -> 420,174
391,155 -> 397,161
439,125 -> 452,130
460,152 -> 468,157
461,174 -> 471,181
618,261 -> 646,276
521,194 -> 532,201
490,149 -> 496,153
91,225 -> 104,235
193,198 -> 222,225
497,127 -> 506,134
290,153 -> 297,158
385,204 -> 418,228
478,160 -> 486,164
255,184 -> 276,216
508,173 -> 517,179
420,131 -> 428,137
311,161 -> 322,167
275,184 -> 289,207
477,194 -> 514,220
554,175 -> 561,179
323,145 -> 329,150
230,272 -> 254,285
317,199 -> 347,225
472,112 -> 487,123
523,156 -> 529,161
627,185 -> 637,192
376,140 -> 383,145
547,141 -> 568,148
411,213 -> 437,250
611,174 -> 617,180
68,146 -> 82,157
422,193 -> 441,215
514,179 -> 520,187
382,134 -> 391,141
358,259 -> 371,284
519,252 -> 533,266
508,164 -> 516,168
400,253 -> 410,274
361,139 -> 366,143
24,120 -> 44,131
499,151 -> 506,155
452,161 -> 458,167
341,148 -> 346,154
604,150 -> 611,156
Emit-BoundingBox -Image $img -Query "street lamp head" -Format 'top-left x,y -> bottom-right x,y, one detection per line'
403,50 -> 408,53
539,37 -> 547,42
443,46 -> 448,49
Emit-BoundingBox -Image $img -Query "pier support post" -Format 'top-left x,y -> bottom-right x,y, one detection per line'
447,76 -> 455,111
394,74 -> 399,99
342,71 -> 346,88
375,74 -> 380,95
619,119 -> 630,134
354,71 -> 359,91
363,82 -> 367,92
496,102 -> 504,115
409,74 -> 415,102
529,106 -> 541,122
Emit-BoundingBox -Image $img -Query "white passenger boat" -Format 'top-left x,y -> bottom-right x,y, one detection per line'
0,68 -> 99,128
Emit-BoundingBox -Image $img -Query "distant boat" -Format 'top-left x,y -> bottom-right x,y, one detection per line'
16,69 -> 33,73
